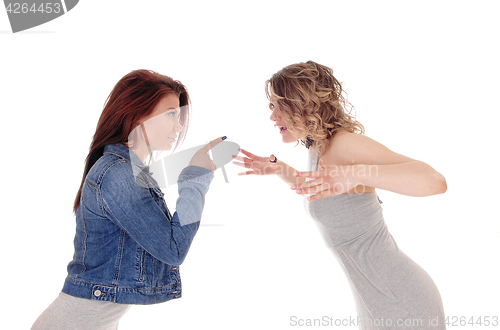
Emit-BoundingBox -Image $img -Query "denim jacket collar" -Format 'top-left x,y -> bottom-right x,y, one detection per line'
103,143 -> 160,189
103,143 -> 150,172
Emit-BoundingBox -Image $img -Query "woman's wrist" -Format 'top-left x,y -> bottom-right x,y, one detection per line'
272,160 -> 289,176
259,160 -> 281,175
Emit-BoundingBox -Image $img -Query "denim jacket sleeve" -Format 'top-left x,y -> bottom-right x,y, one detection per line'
100,163 -> 214,266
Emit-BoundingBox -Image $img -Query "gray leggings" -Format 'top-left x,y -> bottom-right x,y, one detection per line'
31,292 -> 131,330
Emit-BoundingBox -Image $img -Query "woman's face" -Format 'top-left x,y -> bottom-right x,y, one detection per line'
140,93 -> 182,151
269,96 -> 302,143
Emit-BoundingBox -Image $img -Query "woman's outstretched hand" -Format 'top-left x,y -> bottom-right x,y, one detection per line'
291,159 -> 358,201
232,148 -> 280,176
188,136 -> 226,171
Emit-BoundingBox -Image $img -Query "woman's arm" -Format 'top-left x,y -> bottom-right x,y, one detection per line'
293,131 -> 447,199
233,148 -> 306,187
275,159 -> 307,187
354,161 -> 447,197
101,163 -> 214,266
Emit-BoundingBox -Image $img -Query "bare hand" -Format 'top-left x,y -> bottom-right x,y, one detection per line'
188,137 -> 225,171
232,148 -> 280,176
291,160 -> 359,200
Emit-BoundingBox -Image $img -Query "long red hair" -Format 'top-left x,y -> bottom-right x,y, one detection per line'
73,69 -> 191,213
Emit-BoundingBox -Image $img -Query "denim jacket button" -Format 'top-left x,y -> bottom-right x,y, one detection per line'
93,289 -> 102,297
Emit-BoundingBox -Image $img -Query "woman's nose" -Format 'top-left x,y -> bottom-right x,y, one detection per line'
270,109 -> 280,122
174,119 -> 183,132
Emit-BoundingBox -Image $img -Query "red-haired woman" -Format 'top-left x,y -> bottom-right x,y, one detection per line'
32,70 -> 223,329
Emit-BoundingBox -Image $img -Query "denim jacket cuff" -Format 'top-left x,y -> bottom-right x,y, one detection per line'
178,166 -> 214,186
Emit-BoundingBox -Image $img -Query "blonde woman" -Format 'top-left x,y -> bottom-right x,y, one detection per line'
234,61 -> 447,330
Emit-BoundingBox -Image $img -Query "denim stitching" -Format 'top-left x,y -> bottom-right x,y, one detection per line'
153,257 -> 157,287
113,230 -> 126,286
84,178 -> 98,189
77,199 -> 87,276
142,252 -> 152,287
66,276 -> 177,291
96,158 -> 126,216
137,247 -> 145,282
178,175 -> 212,185
97,158 -> 126,186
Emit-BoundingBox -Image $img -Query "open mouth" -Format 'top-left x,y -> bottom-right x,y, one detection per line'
279,126 -> 288,134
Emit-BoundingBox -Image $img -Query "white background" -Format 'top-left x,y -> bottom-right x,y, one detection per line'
1,1 -> 499,329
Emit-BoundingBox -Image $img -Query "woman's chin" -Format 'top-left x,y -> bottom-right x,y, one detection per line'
281,135 -> 298,144
152,143 -> 173,152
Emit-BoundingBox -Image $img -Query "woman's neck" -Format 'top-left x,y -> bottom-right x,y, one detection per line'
123,141 -> 151,165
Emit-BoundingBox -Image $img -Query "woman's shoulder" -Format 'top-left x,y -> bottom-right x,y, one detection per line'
86,152 -> 132,186
330,129 -> 368,143
321,130 -> 367,165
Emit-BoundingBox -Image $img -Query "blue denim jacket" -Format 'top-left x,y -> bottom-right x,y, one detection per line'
62,143 -> 214,304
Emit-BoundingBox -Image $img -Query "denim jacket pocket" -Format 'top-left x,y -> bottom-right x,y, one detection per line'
137,247 -> 179,288
137,247 -> 152,285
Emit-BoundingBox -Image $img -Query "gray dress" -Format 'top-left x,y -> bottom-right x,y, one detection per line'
304,149 -> 446,330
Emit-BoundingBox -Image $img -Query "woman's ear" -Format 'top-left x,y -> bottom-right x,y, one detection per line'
127,123 -> 145,150
140,123 -> 151,148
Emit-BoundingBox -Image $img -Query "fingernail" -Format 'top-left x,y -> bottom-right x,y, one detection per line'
222,136 -> 227,140
292,172 -> 298,177
296,189 -> 302,194
290,185 -> 296,189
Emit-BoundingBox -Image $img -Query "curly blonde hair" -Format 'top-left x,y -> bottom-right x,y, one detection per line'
266,61 -> 364,155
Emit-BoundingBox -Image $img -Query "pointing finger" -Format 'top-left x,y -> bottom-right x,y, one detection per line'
199,136 -> 226,154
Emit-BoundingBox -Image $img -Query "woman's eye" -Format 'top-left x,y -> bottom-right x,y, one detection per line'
269,103 -> 275,110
